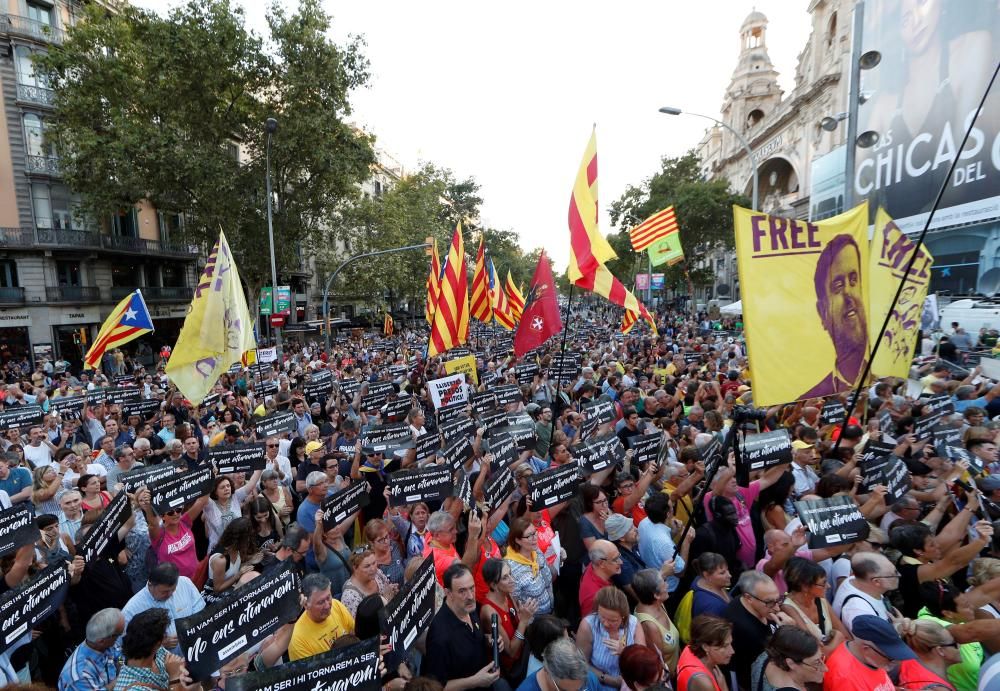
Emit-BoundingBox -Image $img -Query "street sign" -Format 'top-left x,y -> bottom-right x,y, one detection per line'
270,315 -> 286,327
276,286 -> 292,316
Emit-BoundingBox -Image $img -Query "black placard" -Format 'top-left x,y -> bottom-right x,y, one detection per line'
86,389 -> 107,405
454,469 -> 473,509
362,421 -> 415,454
442,435 -> 473,472
253,410 -> 297,438
229,638 -> 381,691
923,393 -> 955,417
381,555 -> 436,669
580,415 -> 599,441
484,465 -> 516,510
471,391 -> 499,415
254,380 -> 278,397
122,399 -> 161,419
742,429 -> 793,472
487,431 -> 519,467
0,504 -> 39,557
367,381 -> 396,398
383,397 -> 415,423
514,363 -> 540,385
120,461 -> 185,493
0,563 -> 69,654
361,391 -> 391,413
436,400 -> 468,424
321,481 -> 371,530
794,496 -> 870,548
479,407 -> 509,434
820,400 -> 848,427
148,466 -> 214,513
629,434 -> 663,467
105,387 -> 141,406
49,395 -> 86,419
584,400 -> 616,426
413,431 -> 441,465
527,463 -> 582,509
338,379 -> 363,399
881,456 -> 912,503
303,380 -> 333,402
0,405 -> 43,431
913,410 -> 945,440
201,392 -> 221,409
76,490 -> 132,564
177,562 -> 301,681
388,365 -> 407,379
933,424 -> 965,458
505,423 -> 538,453
947,445 -> 979,473
207,443 -> 266,475
494,385 -> 522,406
572,439 -> 611,476
440,415 -> 476,443
387,465 -> 453,506
879,410 -> 894,435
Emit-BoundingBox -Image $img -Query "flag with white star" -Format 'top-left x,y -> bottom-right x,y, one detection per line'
84,290 -> 154,370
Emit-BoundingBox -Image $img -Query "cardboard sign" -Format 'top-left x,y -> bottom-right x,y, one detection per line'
478,408 -> 509,434
629,434 -> 663,467
381,555 -> 436,669
504,423 -> 538,453
121,399 -> 161,420
75,490 -> 132,564
413,431 -> 441,465
229,637 -> 380,691
256,347 -> 278,364
923,393 -> 955,417
382,397 -> 415,423
583,399 -> 616,426
252,410 -> 297,438
514,363 -> 540,385
148,466 -> 213,514
442,435 -> 474,472
177,562 -> 301,681
207,443 -> 266,475
486,431 -> 519,467
820,400 -> 848,427
444,354 -> 479,386
484,465 -> 516,510
0,405 -> 43,431
527,463 -> 582,509
361,391 -> 392,413
0,563 -> 69,653
453,469 -> 473,509
255,380 -> 278,397
387,465 -> 453,507
0,504 -> 39,557
48,395 -> 86,419
879,410 -> 894,435
471,391 -> 499,415
201,392 -> 221,409
580,415 -> 600,441
742,430 -> 793,472
427,374 -> 469,409
794,496 -> 870,548
436,400 -> 468,424
337,379 -> 363,399
913,410 -> 945,441
361,422 -> 414,455
321,481 -> 370,531
120,461 -> 184,493
303,379 -> 333,402
933,424 -> 964,458
367,381 -> 396,398
572,438 -> 611,476
86,389 -> 107,406
494,385 -> 522,407
104,387 -> 141,406
440,415 -> 476,443
948,445 -> 979,473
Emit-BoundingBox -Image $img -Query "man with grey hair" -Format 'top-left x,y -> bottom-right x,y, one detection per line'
132,436 -> 152,464
723,570 -> 793,689
425,510 -> 484,586
832,551 -> 902,632
536,637 -> 589,690
288,573 -> 355,661
294,470 -> 329,538
106,445 -> 141,487
58,607 -> 126,690
580,539 -> 622,615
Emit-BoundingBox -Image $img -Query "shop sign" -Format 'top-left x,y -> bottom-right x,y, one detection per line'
60,309 -> 99,325
0,310 -> 30,326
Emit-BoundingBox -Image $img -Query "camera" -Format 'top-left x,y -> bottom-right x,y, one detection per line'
732,405 -> 767,423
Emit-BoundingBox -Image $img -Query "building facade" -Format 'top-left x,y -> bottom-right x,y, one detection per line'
0,0 -> 199,369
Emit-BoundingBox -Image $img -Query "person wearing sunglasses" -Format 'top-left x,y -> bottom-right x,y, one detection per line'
824,614 -> 917,691
750,624 -> 826,691
723,570 -> 794,690
899,619 -> 962,691
139,485 -> 209,581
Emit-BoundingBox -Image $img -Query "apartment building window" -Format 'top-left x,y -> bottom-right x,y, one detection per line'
23,113 -> 56,158
112,266 -> 134,288
14,46 -> 47,88
161,264 -> 186,288
56,261 -> 80,287
0,262 -> 19,288
26,2 -> 54,28
31,183 -> 76,229
158,212 -> 182,243
226,143 -> 239,161
110,208 -> 138,237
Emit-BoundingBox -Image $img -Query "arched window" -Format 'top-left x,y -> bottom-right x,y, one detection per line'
747,109 -> 764,128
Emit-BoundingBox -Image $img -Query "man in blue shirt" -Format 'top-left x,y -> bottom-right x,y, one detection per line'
121,562 -> 205,654
0,453 -> 31,505
637,493 -> 686,594
58,608 -> 125,691
954,381 -> 1000,413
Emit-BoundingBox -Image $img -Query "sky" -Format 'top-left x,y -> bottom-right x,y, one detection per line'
133,1 -> 814,271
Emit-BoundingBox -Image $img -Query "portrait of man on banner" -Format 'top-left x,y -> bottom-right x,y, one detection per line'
733,203 -> 870,406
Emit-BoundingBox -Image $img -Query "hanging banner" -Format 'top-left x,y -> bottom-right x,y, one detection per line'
635,274 -> 650,290
868,209 -> 934,379
734,204 -> 870,406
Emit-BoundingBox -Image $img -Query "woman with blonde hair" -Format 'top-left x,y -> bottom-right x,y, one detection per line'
364,518 -> 406,587
340,546 -> 398,617
898,619 -> 961,690
970,558 -> 1000,621
576,586 -> 646,691
31,464 -> 62,516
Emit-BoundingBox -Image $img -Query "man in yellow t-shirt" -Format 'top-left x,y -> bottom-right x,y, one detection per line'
288,573 -> 355,661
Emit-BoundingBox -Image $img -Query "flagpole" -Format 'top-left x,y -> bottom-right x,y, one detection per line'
548,282 -> 575,449
831,58 -> 1000,457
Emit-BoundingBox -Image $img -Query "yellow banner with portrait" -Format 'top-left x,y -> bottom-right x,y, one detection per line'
734,203 -> 869,406
869,208 -> 934,380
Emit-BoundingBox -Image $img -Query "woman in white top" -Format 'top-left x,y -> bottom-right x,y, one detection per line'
202,469 -> 262,551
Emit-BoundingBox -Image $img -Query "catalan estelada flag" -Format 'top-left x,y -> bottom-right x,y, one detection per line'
567,128 -> 617,283
428,224 -> 469,357
84,290 -> 154,370
630,206 -> 678,252
425,238 -> 441,325
488,258 -> 517,330
470,238 -> 493,323
505,271 -> 525,321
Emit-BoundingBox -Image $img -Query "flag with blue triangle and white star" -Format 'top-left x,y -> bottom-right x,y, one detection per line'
84,290 -> 154,370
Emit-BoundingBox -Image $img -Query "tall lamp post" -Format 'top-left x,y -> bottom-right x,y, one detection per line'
264,117 -> 282,361
659,106 -> 758,211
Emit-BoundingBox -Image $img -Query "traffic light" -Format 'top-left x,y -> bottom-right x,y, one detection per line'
78,328 -> 87,345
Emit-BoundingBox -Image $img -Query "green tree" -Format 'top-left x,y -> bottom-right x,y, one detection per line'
608,151 -> 749,287
36,0 -> 374,304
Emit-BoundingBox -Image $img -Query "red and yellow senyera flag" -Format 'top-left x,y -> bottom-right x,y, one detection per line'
425,238 -> 441,325
470,237 -> 493,323
567,128 -> 617,283
428,224 -> 470,357
505,271 -> 525,320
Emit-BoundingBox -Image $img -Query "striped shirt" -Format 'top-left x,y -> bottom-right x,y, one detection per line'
58,641 -> 122,691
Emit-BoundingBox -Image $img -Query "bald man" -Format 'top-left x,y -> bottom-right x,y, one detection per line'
580,539 -> 622,615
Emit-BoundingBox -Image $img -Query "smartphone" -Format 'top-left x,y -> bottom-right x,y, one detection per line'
491,613 -> 500,669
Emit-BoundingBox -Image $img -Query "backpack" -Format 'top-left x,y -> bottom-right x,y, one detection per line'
674,588 -> 695,644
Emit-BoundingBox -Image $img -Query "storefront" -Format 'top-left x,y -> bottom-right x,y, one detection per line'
0,309 -> 32,368
52,307 -> 101,372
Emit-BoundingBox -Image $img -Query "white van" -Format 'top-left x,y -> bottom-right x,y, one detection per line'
939,298 -> 1000,333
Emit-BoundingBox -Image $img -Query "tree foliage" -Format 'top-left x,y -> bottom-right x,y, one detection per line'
36,0 -> 375,296
608,151 -> 749,287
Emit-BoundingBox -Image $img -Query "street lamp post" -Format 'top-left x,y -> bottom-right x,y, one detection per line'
659,106 -> 758,211
264,117 -> 282,361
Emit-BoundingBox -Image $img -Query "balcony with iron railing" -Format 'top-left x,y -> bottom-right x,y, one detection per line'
45,286 -> 101,302
110,286 -> 194,301
0,287 -> 26,305
1,15 -> 64,44
100,234 -> 198,257
16,83 -> 56,108
0,227 -> 198,258
25,154 -> 61,176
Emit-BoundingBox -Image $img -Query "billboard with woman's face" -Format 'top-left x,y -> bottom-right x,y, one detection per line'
855,0 -> 1000,232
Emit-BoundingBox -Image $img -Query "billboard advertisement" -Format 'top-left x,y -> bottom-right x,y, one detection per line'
856,0 -> 1000,234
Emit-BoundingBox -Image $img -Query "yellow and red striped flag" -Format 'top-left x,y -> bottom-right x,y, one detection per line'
629,206 -> 678,252
425,238 -> 441,325
621,309 -> 638,334
429,225 -> 470,357
84,290 -> 154,370
567,128 -> 617,283
576,258 -> 657,335
505,271 -> 525,321
488,258 -> 517,330
383,311 -> 394,336
470,238 -> 494,323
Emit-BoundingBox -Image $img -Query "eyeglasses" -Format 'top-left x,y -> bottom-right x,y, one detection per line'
747,592 -> 785,607
163,509 -> 180,516
266,444 -> 279,448
873,572 -> 901,580
593,497 -> 609,506
797,654 -> 826,671
599,554 -> 623,564
522,531 -> 538,539
374,535 -> 390,543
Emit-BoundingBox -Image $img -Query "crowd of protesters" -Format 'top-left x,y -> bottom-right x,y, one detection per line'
3,303 -> 1000,691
